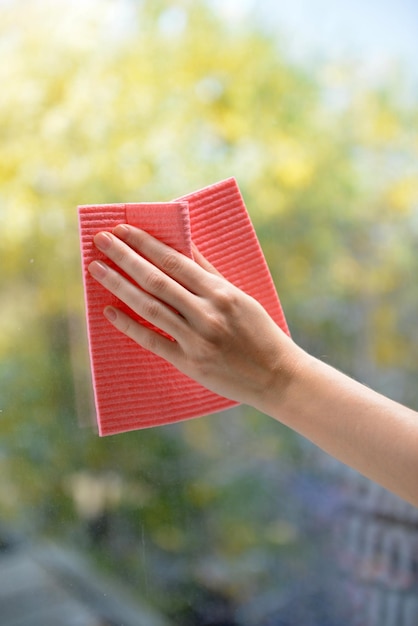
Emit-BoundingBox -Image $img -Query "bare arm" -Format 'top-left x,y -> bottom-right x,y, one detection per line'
88,225 -> 418,507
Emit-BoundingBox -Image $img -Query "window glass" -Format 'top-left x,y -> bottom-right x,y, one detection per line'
1,1 -> 417,624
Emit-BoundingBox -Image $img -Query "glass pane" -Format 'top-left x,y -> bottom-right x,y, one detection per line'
1,1 -> 417,625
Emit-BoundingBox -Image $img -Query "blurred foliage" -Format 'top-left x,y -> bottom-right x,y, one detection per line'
1,0 -> 418,623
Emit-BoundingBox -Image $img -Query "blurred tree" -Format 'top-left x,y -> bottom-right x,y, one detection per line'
0,0 -> 417,623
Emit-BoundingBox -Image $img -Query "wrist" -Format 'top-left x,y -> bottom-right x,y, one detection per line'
253,334 -> 310,419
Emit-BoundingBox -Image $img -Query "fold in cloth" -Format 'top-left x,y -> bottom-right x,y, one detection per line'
78,178 -> 289,436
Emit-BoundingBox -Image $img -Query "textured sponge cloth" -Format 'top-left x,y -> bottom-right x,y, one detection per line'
78,178 -> 289,436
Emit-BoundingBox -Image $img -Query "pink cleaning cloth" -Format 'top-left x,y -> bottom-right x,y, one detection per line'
78,178 -> 289,436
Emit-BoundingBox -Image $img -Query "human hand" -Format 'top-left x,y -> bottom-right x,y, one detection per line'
88,225 -> 302,411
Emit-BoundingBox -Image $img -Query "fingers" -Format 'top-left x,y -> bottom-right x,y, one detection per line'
88,225 -> 228,346
89,259 -> 187,340
91,229 -> 200,321
103,306 -> 182,364
113,225 -> 218,295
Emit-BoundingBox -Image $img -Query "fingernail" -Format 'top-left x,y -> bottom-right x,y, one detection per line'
104,306 -> 117,322
113,224 -> 130,240
89,260 -> 108,279
94,232 -> 112,251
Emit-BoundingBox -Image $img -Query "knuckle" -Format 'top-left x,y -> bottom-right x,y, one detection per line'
108,271 -> 123,292
144,271 -> 166,294
212,284 -> 237,313
160,252 -> 182,274
142,297 -> 161,321
201,310 -> 227,345
197,286 -> 239,342
142,331 -> 159,354
113,246 -> 128,266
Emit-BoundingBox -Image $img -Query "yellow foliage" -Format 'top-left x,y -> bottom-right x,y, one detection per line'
276,157 -> 314,189
287,255 -> 312,287
371,306 -> 402,366
352,91 -> 402,146
371,108 -> 400,143
387,177 -> 418,214
272,137 -> 314,189
331,255 -> 363,292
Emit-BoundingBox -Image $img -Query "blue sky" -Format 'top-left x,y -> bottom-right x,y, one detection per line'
210,0 -> 418,81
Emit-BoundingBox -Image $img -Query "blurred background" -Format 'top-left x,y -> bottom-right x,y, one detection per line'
1,0 -> 418,624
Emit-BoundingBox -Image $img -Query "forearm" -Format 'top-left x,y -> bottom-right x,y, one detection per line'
261,348 -> 418,507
